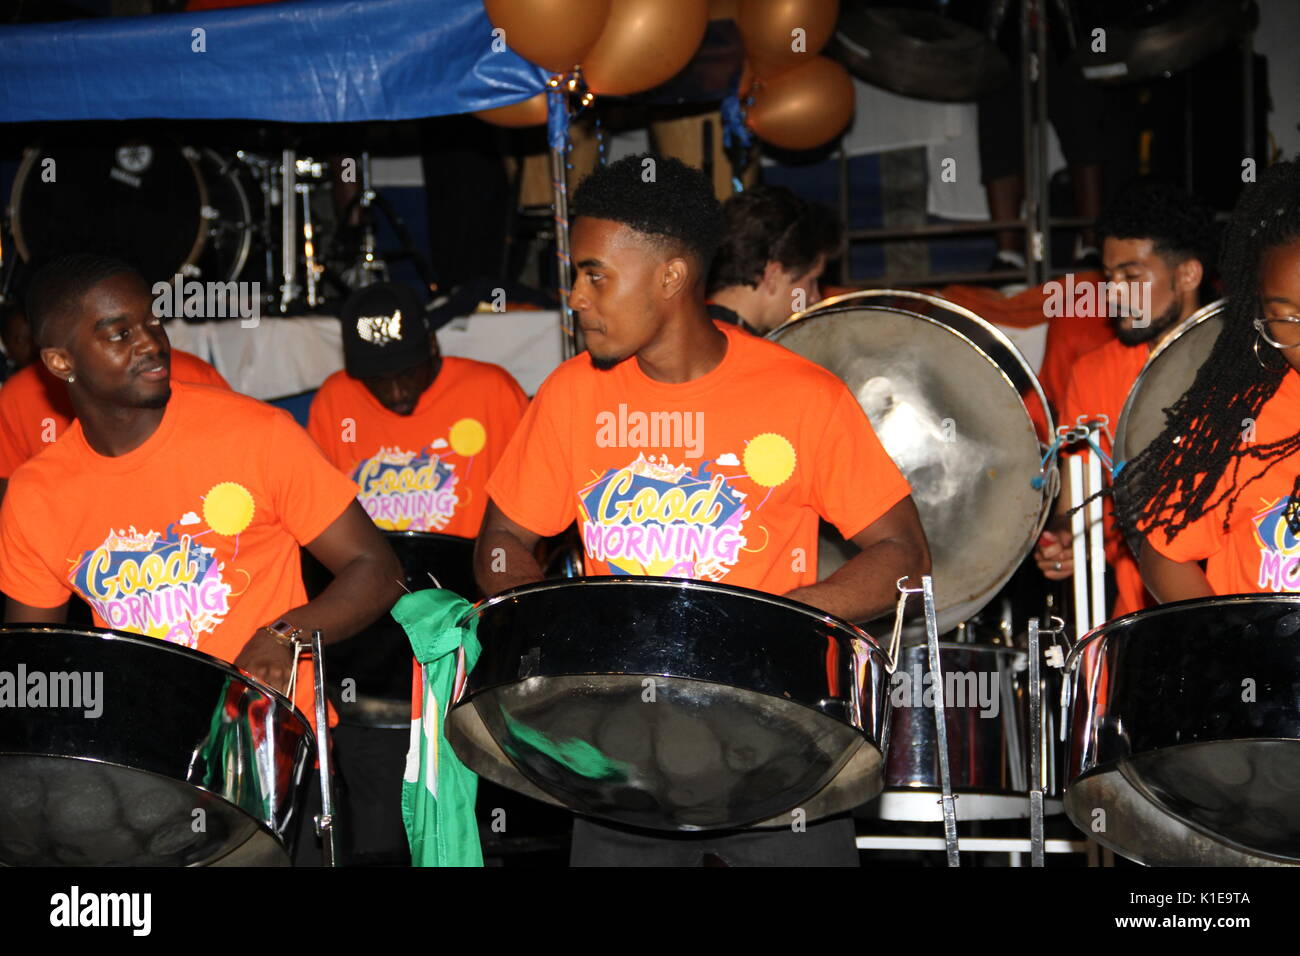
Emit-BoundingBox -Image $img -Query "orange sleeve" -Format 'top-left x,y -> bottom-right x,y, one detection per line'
305,386 -> 339,466
0,387 -> 31,479
262,408 -> 360,545
173,350 -> 231,390
484,375 -> 576,538
0,482 -> 70,608
810,387 -> 912,540
1146,505 -> 1223,566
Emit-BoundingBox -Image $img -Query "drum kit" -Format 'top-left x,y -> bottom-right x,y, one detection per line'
0,289 -> 1293,866
4,134 -> 433,315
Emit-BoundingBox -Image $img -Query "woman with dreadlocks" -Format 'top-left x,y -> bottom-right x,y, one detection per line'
1116,159 -> 1300,600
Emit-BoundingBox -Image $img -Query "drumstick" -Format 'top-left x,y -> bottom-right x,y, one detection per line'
426,572 -> 443,590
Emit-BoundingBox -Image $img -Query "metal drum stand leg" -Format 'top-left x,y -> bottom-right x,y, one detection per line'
311,629 -> 338,867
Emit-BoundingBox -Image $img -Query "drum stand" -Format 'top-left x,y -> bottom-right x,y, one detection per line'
309,629 -> 339,867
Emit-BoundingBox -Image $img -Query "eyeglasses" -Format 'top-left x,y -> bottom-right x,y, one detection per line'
1254,315 -> 1300,349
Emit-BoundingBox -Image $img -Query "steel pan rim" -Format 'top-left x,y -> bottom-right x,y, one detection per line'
771,287 -> 1054,438
0,623 -> 315,740
1063,591 -> 1300,671
460,574 -> 890,663
1113,298 -> 1226,465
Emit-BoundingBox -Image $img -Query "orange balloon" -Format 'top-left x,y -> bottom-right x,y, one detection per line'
483,0 -> 611,74
583,0 -> 709,96
474,92 -> 550,128
737,0 -> 839,79
746,55 -> 854,150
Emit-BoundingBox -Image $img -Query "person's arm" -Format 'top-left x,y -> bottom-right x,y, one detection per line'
5,598 -> 67,624
785,496 -> 931,622
474,499 -> 545,596
1138,536 -> 1213,604
234,501 -> 404,691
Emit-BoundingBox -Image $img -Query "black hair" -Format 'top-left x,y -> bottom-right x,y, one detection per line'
1114,161 -> 1300,542
1096,180 -> 1217,271
25,254 -> 143,348
571,153 -> 725,271
708,185 -> 842,293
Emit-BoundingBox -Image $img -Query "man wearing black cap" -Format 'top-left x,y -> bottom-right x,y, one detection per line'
308,282 -> 529,540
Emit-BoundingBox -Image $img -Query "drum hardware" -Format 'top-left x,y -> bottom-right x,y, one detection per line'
280,149 -> 299,311
1028,614 -> 1066,867
894,574 -> 961,867
1060,420 -> 1109,640
309,629 -> 338,868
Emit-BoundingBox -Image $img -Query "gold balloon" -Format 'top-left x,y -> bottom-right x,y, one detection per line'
746,55 -> 854,151
474,92 -> 550,128
737,0 -> 839,79
583,0 -> 710,96
483,0 -> 611,74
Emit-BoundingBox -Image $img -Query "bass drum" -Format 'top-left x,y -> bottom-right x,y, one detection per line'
445,577 -> 894,832
1066,595 -> 1300,865
302,531 -> 478,730
10,140 -> 252,285
1114,298 -> 1225,469
768,290 -> 1053,634
0,626 -> 314,866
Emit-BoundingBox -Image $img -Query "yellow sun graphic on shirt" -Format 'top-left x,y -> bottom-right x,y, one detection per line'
743,433 -> 796,488
449,418 -> 486,457
203,482 -> 256,536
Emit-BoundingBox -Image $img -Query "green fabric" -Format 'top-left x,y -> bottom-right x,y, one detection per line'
396,588 -> 483,868
499,709 -> 629,782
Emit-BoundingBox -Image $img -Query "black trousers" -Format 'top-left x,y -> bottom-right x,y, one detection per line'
570,813 -> 860,867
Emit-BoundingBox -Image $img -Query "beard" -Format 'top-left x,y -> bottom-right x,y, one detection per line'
1115,298 -> 1182,346
588,351 -> 627,372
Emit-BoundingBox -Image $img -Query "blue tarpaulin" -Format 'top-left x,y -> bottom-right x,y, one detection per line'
0,0 -> 550,123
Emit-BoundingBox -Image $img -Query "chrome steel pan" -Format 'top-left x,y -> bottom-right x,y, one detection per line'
0,626 -> 315,866
1113,299 -> 1226,468
1065,595 -> 1300,865
877,640 -> 1065,821
768,290 -> 1052,632
445,577 -> 893,832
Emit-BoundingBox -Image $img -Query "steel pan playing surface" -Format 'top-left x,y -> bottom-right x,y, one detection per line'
445,578 -> 892,831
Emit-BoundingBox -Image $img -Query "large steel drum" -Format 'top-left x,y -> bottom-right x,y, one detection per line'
0,626 -> 314,866
303,530 -> 477,729
768,290 -> 1052,633
1065,595 -> 1300,866
445,577 -> 893,832
1113,299 -> 1226,468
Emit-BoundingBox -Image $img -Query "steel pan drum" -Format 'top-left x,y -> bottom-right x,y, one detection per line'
0,626 -> 314,866
445,578 -> 893,832
1065,595 -> 1300,866
878,639 -> 1066,821
302,531 -> 477,729
1114,299 -> 1225,469
769,290 -> 1052,633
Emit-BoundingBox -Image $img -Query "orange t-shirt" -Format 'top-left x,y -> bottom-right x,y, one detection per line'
485,322 -> 913,594
0,382 -> 357,719
0,350 -> 230,479
1060,338 -> 1152,617
307,357 -> 528,539
1148,369 -> 1300,595
1035,275 -> 1117,414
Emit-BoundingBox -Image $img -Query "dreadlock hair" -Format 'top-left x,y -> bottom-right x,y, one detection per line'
1113,160 -> 1300,543
25,253 -> 142,349
571,153 -> 725,273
